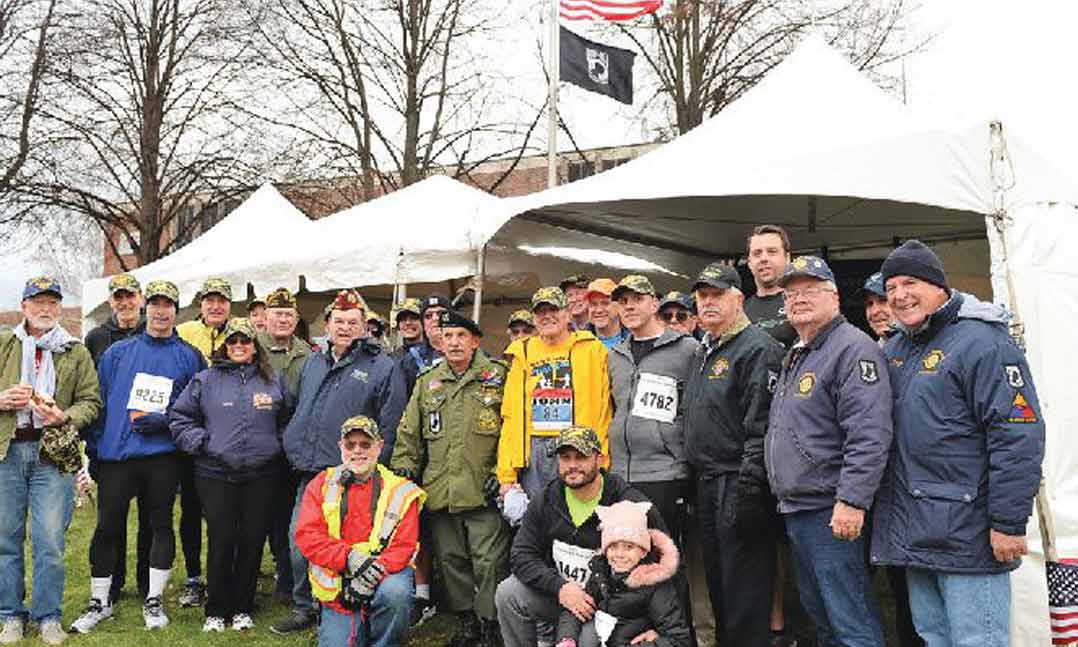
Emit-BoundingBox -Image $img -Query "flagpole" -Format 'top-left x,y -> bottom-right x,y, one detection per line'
547,0 -> 559,188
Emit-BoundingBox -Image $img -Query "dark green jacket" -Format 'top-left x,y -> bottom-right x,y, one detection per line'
391,351 -> 506,513
259,332 -> 311,398
0,329 -> 101,460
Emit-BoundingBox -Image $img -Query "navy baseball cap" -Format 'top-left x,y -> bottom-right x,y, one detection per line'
858,272 -> 886,298
778,256 -> 835,287
23,276 -> 63,301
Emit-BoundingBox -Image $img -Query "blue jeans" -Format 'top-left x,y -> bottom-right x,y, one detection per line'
785,508 -> 885,647
289,474 -> 315,613
318,568 -> 414,647
906,568 -> 1009,647
0,441 -> 75,623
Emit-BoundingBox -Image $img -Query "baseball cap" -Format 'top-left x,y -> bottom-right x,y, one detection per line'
22,276 -> 63,301
507,309 -> 534,327
246,296 -> 266,312
340,415 -> 382,441
584,278 -> 617,301
659,291 -> 694,312
531,286 -> 567,311
692,262 -> 742,292
144,280 -> 180,306
197,278 -> 232,301
559,274 -> 590,292
556,425 -> 602,456
223,317 -> 257,340
108,274 -> 141,295
421,295 -> 451,316
394,298 -> 423,322
611,275 -> 657,301
858,272 -> 886,299
778,255 -> 836,287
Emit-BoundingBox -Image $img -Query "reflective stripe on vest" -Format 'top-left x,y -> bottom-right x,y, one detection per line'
309,464 -> 426,603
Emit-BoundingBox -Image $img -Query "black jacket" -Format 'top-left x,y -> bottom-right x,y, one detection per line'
556,530 -> 690,647
510,471 -> 667,597
84,315 -> 145,366
683,316 -> 784,482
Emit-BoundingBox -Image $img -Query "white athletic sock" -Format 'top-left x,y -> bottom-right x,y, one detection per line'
148,568 -> 171,599
414,584 -> 431,600
90,577 -> 112,605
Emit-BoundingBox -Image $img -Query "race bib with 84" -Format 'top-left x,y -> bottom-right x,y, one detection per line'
126,373 -> 174,414
631,372 -> 678,424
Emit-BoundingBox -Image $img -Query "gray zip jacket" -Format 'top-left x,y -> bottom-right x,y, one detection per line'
607,328 -> 699,483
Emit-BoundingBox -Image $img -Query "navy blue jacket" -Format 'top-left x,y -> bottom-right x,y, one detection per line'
170,361 -> 292,482
765,315 -> 893,513
870,292 -> 1045,574
283,337 -> 407,472
88,332 -> 206,462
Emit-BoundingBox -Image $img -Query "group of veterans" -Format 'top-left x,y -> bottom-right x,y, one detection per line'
0,224 -> 1044,647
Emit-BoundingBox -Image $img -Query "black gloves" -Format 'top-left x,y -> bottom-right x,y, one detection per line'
391,466 -> 418,482
483,474 -> 501,506
130,412 -> 169,434
343,550 -> 386,605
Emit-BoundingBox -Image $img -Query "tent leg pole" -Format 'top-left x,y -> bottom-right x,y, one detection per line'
473,245 -> 486,323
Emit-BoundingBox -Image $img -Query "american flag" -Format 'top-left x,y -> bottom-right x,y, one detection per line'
559,0 -> 663,21
1050,559 -> 1078,646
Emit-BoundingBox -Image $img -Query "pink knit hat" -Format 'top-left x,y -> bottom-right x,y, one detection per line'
596,500 -> 652,554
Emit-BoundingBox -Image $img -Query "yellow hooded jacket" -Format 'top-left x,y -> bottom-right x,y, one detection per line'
496,330 -> 611,484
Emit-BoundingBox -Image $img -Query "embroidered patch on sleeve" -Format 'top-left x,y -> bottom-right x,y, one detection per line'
767,370 -> 778,394
1007,392 -> 1038,423
859,360 -> 879,384
1004,364 -> 1025,388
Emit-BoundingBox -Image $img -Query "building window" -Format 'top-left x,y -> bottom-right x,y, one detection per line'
567,160 -> 595,182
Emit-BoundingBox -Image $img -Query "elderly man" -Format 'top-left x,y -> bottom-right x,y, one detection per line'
859,272 -> 894,343
83,273 -> 151,604
658,291 -> 700,340
681,263 -> 784,647
584,278 -> 628,351
506,310 -> 536,344
274,289 -> 408,635
72,280 -> 205,634
495,425 -> 686,647
177,278 -> 232,362
296,416 -> 424,647
608,275 -> 697,546
0,277 -> 100,645
497,287 -> 611,502
765,256 -> 892,647
392,310 -> 510,647
871,241 -> 1045,647
559,275 -> 591,331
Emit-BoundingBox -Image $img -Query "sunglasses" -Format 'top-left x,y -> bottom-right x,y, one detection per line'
660,310 -> 690,323
342,439 -> 375,452
225,337 -> 254,346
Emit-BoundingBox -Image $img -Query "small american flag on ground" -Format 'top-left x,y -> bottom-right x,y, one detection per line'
1050,559 -> 1078,646
559,0 -> 662,21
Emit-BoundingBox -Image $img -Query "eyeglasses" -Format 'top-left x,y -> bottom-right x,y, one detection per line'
342,439 -> 375,452
225,337 -> 253,346
782,286 -> 836,301
660,310 -> 690,323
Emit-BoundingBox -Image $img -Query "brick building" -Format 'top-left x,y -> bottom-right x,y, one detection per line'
0,307 -> 83,337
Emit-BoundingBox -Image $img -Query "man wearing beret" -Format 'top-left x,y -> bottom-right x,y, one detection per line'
83,273 -> 152,605
765,256 -> 891,646
275,289 -> 408,635
392,310 -> 510,647
871,240 -> 1045,646
0,277 -> 101,645
295,416 -> 425,647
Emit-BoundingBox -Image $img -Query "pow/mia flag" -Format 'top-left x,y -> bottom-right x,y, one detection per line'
560,27 -> 635,105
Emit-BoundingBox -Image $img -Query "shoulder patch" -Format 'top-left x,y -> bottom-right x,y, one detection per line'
1004,364 -> 1024,388
858,359 -> 879,384
1007,392 -> 1038,423
796,372 -> 816,396
767,369 -> 778,394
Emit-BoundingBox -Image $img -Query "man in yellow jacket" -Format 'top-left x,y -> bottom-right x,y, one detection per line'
497,287 -> 611,502
176,278 -> 232,363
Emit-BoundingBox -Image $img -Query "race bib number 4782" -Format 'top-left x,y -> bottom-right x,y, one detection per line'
631,372 -> 678,423
127,373 -> 174,414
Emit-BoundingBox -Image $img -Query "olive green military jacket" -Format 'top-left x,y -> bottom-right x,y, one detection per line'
391,351 -> 507,513
0,330 -> 102,461
259,332 -> 311,398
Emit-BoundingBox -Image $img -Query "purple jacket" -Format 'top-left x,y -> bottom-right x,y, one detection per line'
170,361 -> 292,482
765,315 -> 893,513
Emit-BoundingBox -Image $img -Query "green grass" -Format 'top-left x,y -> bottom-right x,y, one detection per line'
17,500 -> 454,646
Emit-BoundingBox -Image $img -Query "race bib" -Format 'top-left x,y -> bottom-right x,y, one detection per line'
594,610 -> 618,647
126,373 -> 173,414
552,539 -> 595,586
532,360 -> 573,430
631,373 -> 678,423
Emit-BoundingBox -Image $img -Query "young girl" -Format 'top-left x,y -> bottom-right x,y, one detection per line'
556,500 -> 691,647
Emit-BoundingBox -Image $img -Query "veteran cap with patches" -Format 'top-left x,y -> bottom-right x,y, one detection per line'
778,255 -> 836,287
108,273 -> 141,295
144,280 -> 179,305
394,297 -> 423,321
224,317 -> 257,340
197,278 -> 232,301
22,276 -> 63,301
559,274 -> 590,291
659,291 -> 694,312
611,275 -> 656,301
692,262 -> 742,292
330,289 -> 367,312
556,425 -> 602,456
531,286 -> 567,311
340,415 -> 382,441
265,287 -> 297,310
858,272 -> 886,299
507,309 -> 534,327
438,309 -> 483,337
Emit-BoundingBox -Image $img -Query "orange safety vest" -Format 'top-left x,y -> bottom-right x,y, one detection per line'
308,464 -> 426,603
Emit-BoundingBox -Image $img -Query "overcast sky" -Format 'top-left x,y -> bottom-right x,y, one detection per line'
4,0 -> 1076,310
